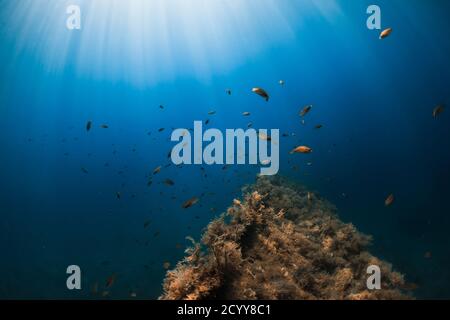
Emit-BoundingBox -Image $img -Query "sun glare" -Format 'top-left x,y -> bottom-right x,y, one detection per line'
2,0 -> 341,86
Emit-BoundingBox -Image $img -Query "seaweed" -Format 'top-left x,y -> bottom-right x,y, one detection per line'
160,176 -> 412,300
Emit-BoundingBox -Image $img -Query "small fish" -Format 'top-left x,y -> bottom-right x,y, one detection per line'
279,80 -> 285,86
385,193 -> 394,206
116,192 -> 121,200
307,192 -> 312,201
130,291 -> 137,298
252,87 -> 269,101
159,105 -> 164,109
182,197 -> 199,209
242,112 -> 251,116
205,119 -> 210,125
258,132 -> 271,141
91,282 -> 99,295
432,104 -> 444,118
290,146 -> 313,154
105,274 -> 117,288
81,167 -> 89,174
144,220 -> 151,228
315,124 -> 323,129
147,179 -> 153,187
158,128 -> 165,132
100,124 -> 109,129
226,89 -> 232,95
300,105 -> 312,117
86,120 -> 92,131
260,159 -> 271,165
208,110 -> 216,115
403,282 -> 419,291
153,166 -> 162,175
163,262 -> 171,270
164,179 -> 175,186
247,122 -> 253,128
379,27 -> 393,39
424,252 -> 432,259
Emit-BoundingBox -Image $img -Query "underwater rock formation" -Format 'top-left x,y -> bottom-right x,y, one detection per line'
160,176 -> 411,300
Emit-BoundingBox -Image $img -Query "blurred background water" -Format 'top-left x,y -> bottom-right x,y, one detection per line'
0,0 -> 449,299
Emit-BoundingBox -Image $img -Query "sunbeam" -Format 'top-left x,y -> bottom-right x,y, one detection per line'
1,0 -> 344,86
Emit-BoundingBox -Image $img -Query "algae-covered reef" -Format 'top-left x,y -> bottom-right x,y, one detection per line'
160,176 -> 411,300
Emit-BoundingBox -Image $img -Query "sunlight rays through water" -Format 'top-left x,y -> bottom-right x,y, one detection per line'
1,0 -> 343,86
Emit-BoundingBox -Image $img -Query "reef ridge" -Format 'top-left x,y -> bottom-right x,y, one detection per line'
160,176 -> 412,300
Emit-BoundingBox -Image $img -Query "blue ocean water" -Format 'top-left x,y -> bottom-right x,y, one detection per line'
0,0 -> 449,299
